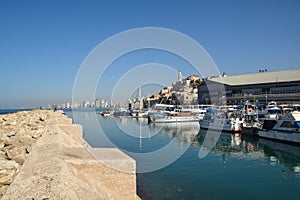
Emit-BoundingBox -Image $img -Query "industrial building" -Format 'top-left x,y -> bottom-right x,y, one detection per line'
198,69 -> 300,105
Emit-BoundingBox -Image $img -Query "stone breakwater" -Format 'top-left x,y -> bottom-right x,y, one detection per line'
0,110 -> 139,199
0,110 -> 52,196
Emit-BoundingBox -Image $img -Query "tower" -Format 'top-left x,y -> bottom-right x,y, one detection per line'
178,71 -> 182,82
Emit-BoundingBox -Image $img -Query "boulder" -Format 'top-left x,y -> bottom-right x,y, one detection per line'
4,147 -> 27,165
0,135 -> 9,149
0,160 -> 19,185
6,131 -> 16,137
31,129 -> 43,139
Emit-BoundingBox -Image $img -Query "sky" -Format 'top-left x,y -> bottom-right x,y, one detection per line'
1,0 -> 300,108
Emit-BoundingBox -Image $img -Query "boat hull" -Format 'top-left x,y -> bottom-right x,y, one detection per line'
199,118 -> 242,133
258,130 -> 300,144
152,116 -> 200,123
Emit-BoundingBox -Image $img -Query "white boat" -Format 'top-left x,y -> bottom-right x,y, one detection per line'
199,111 -> 243,133
258,101 -> 282,119
99,110 -> 111,116
153,115 -> 201,123
149,111 -> 200,123
177,104 -> 213,120
137,110 -> 148,117
258,111 -> 300,144
55,109 -> 65,115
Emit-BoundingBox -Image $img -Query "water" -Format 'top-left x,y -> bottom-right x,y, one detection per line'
0,108 -> 32,114
66,109 -> 300,200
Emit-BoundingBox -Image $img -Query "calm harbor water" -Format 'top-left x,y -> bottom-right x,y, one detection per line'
68,109 -> 300,200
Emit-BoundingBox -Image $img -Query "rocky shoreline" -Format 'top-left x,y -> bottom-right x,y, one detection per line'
0,110 -> 139,199
0,110 -> 53,196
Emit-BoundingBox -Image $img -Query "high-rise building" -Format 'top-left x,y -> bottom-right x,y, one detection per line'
95,99 -> 101,108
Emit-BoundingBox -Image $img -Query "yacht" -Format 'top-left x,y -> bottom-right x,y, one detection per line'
258,111 -> 300,144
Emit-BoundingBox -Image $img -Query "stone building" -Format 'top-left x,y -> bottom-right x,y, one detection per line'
172,72 -> 200,105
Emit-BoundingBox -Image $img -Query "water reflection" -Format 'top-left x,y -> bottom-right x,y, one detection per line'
258,138 -> 300,177
150,122 -> 200,149
198,130 -> 300,177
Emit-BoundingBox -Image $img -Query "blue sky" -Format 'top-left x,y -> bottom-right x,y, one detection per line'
1,0 -> 300,108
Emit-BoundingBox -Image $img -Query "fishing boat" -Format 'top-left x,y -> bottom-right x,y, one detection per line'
258,111 -> 300,144
241,103 -> 261,135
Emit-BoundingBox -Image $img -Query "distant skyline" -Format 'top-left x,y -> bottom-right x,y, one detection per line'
1,0 -> 300,108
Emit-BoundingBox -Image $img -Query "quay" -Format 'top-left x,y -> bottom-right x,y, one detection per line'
0,110 -> 139,199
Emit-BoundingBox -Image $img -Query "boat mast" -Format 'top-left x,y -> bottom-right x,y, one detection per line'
139,86 -> 142,111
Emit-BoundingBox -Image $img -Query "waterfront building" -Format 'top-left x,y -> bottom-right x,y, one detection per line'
198,69 -> 300,104
145,93 -> 161,108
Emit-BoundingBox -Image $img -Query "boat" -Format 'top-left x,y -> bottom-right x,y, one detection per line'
113,108 -> 129,116
54,109 -> 65,115
137,110 -> 148,117
258,111 -> 300,144
258,101 -> 282,119
241,103 -> 261,135
199,110 -> 243,133
130,110 -> 138,117
99,110 -> 111,116
177,104 -> 213,120
148,110 -> 200,123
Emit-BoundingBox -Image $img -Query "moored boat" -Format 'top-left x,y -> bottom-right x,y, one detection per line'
199,110 -> 243,133
99,110 -> 111,116
149,110 -> 200,123
258,111 -> 300,144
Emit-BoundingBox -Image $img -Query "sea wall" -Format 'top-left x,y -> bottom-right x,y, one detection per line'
0,110 -> 139,199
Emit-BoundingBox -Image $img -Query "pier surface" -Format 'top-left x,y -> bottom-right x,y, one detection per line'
0,110 -> 139,199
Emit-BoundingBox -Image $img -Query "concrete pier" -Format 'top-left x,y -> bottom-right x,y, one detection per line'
1,110 -> 139,199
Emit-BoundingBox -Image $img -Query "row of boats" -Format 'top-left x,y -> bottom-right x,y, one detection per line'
99,102 -> 300,145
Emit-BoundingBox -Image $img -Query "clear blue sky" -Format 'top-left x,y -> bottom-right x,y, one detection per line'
1,0 -> 299,108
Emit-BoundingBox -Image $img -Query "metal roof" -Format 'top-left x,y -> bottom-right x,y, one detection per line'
207,69 -> 300,86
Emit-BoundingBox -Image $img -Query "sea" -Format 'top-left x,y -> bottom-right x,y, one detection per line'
2,109 -> 300,199
0,108 -> 32,115
66,109 -> 300,200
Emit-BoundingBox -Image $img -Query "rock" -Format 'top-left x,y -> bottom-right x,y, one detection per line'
0,110 -> 53,195
31,129 -> 43,139
0,135 -> 9,148
12,154 -> 26,165
6,135 -> 34,149
0,160 -> 19,185
4,146 -> 27,164
0,185 -> 9,197
0,150 -> 7,160
10,121 -> 17,126
6,131 -> 16,137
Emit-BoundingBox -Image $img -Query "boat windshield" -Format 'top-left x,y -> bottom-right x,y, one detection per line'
295,122 -> 300,128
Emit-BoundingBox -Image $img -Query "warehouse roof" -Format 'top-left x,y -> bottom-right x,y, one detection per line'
207,69 -> 300,86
